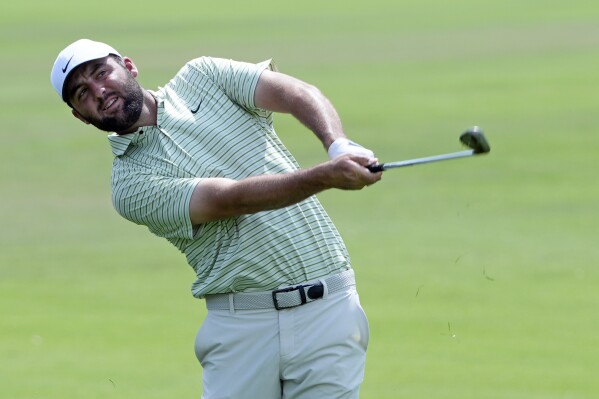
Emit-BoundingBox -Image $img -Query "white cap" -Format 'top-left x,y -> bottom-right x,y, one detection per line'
51,39 -> 121,102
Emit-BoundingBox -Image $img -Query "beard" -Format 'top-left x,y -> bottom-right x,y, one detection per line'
88,74 -> 144,133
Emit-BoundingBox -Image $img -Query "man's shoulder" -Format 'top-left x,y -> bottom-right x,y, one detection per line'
165,57 -> 225,89
179,56 -> 227,73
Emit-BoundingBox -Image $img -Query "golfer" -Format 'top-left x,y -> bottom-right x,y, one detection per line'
51,39 -> 382,398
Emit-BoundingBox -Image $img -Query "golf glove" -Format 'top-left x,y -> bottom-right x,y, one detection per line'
328,138 -> 375,160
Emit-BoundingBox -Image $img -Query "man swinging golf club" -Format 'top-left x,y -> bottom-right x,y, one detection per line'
51,39 -> 382,398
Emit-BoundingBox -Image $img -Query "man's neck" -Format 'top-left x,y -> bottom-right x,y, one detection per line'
115,89 -> 157,135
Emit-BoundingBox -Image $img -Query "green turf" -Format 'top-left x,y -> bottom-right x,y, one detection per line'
2,1 -> 599,398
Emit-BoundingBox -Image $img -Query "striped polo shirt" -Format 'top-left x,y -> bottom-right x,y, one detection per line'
108,57 -> 351,298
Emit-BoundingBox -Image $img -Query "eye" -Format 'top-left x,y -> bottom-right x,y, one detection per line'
77,88 -> 87,99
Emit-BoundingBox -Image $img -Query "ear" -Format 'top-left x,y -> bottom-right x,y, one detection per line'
122,57 -> 139,78
72,109 -> 91,125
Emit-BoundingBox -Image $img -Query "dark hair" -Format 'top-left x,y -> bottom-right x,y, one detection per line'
109,54 -> 125,67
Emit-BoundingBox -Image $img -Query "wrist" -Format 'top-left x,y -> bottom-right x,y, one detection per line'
327,137 -> 350,159
327,137 -> 375,160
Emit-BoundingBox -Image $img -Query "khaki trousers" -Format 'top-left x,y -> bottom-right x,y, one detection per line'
195,285 -> 369,399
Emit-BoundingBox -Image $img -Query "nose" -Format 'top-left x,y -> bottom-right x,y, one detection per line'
89,81 -> 106,100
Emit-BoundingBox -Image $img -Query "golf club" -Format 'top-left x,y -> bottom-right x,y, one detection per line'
368,126 -> 490,172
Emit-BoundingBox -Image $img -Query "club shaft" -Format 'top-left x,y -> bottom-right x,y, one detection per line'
378,149 -> 475,170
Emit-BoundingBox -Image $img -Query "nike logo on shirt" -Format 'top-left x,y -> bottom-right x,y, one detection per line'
190,100 -> 202,114
62,55 -> 74,73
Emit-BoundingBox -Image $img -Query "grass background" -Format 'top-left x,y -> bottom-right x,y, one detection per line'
1,0 -> 598,398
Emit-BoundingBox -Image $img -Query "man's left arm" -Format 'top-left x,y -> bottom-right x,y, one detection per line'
254,69 -> 375,160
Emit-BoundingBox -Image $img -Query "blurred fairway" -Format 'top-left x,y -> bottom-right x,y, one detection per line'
1,1 -> 598,398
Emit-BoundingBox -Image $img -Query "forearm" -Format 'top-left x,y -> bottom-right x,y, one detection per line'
254,70 -> 345,149
287,84 -> 345,149
214,167 -> 328,217
189,155 -> 380,224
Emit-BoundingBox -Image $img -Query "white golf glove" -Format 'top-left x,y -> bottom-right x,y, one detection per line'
327,138 -> 375,160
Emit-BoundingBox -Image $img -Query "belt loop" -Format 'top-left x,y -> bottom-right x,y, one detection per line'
228,293 -> 235,314
318,278 -> 329,299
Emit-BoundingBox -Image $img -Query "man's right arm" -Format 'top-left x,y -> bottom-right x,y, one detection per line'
189,155 -> 382,224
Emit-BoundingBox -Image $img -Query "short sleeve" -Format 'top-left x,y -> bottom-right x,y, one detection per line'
112,170 -> 200,240
187,57 -> 275,114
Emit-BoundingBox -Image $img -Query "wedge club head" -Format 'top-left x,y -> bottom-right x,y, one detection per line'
368,126 -> 490,172
459,126 -> 490,154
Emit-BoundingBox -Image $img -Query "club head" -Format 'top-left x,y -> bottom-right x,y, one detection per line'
460,126 -> 490,154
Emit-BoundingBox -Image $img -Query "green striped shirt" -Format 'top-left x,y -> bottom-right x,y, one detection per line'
109,57 -> 351,298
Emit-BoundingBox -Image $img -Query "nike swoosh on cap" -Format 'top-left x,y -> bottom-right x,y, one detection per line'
62,55 -> 74,73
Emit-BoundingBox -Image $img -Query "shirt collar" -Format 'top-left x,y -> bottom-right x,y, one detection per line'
107,131 -> 138,156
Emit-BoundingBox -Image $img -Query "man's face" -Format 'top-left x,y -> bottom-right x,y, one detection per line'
66,56 -> 144,133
